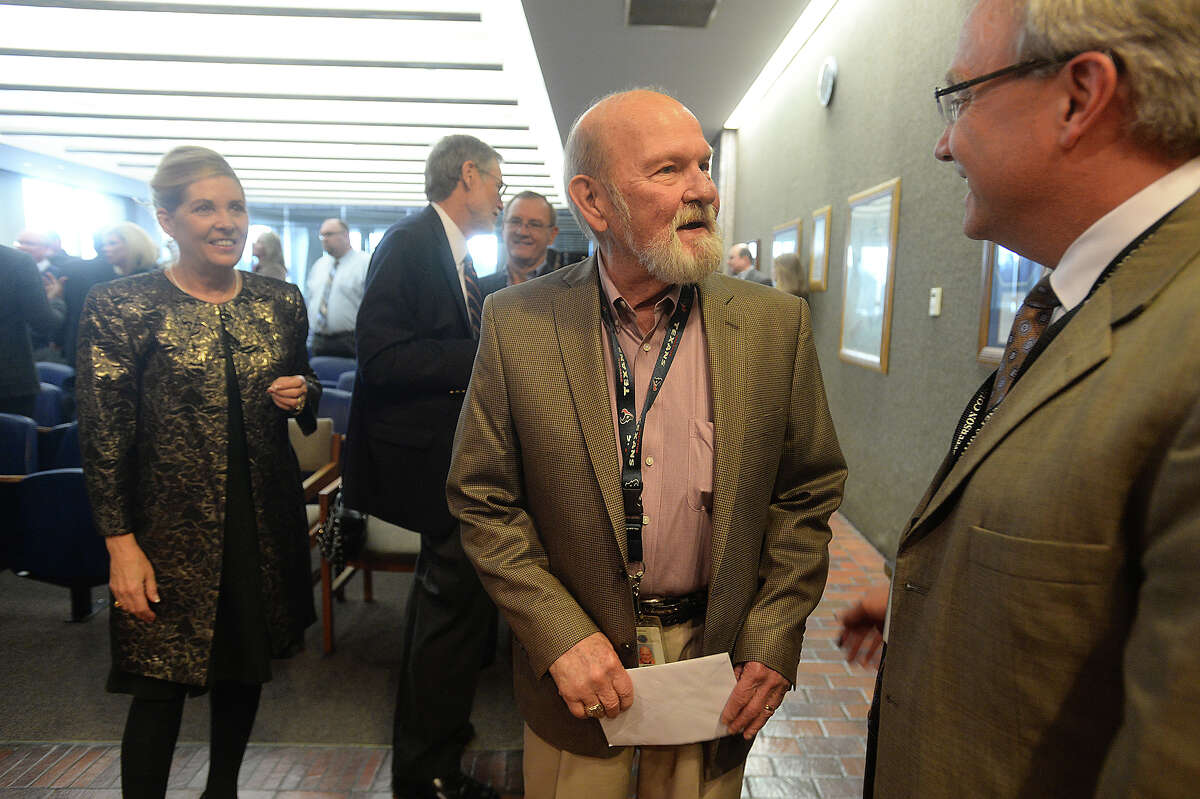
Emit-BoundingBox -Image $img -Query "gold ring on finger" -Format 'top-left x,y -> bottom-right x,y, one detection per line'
112,600 -> 121,608
764,704 -> 774,713
585,702 -> 605,719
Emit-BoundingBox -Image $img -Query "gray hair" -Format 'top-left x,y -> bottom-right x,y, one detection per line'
504,191 -> 557,226
425,135 -> 502,202
1015,0 -> 1200,156
151,146 -> 242,212
562,87 -> 672,241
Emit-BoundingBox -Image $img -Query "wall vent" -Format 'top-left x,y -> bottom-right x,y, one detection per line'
626,0 -> 719,28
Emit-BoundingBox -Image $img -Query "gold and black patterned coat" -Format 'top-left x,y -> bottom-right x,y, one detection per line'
76,270 -> 320,686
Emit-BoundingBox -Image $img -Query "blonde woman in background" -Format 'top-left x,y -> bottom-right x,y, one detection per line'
252,230 -> 288,281
76,145 -> 319,799
100,221 -> 159,277
773,252 -> 809,302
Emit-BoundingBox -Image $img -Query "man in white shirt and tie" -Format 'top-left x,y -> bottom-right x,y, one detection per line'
305,218 -> 368,357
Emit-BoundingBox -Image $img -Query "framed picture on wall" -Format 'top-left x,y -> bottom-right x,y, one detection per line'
771,218 -> 801,260
977,241 -> 1045,364
810,205 -> 831,291
839,178 -> 901,373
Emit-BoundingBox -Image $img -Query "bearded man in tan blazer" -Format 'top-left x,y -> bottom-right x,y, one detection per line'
838,1 -> 1200,796
448,89 -> 846,799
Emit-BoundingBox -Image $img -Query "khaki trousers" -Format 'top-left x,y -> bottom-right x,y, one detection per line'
522,619 -> 746,799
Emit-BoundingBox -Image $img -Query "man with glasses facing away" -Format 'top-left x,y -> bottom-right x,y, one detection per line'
306,218 -> 368,357
479,191 -> 562,296
342,135 -> 505,799
837,0 -> 1200,796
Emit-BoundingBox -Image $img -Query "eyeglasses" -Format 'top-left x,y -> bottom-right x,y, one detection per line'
475,165 -> 506,195
503,218 -> 553,232
934,53 -> 1080,125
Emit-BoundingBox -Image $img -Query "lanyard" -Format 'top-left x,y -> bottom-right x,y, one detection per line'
599,283 -> 696,604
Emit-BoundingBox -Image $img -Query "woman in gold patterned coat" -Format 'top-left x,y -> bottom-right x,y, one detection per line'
76,146 -> 320,799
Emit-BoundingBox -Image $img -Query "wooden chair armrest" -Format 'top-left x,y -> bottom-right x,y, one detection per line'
302,460 -> 340,502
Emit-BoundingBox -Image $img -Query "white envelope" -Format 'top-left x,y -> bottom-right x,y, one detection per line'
599,653 -> 737,746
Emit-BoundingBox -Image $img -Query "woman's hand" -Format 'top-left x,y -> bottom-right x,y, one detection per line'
267,375 -> 307,413
106,534 -> 159,622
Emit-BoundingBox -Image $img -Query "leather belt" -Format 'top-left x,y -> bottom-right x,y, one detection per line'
639,589 -> 708,626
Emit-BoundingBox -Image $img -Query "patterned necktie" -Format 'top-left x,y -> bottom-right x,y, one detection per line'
987,273 -> 1060,411
461,254 -> 483,337
315,256 -> 339,334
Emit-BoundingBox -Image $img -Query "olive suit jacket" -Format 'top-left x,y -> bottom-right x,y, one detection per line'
447,258 -> 846,776
875,190 -> 1200,797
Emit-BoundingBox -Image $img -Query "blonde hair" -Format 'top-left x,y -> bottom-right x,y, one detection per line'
150,146 -> 242,212
773,252 -> 809,300
105,222 -> 159,273
255,230 -> 284,264
1017,0 -> 1200,156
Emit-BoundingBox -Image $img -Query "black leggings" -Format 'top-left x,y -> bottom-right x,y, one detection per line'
120,681 -> 262,799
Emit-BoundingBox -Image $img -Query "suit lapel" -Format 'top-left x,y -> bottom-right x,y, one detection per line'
699,275 -> 743,584
552,258 -> 627,558
903,189 -> 1200,548
422,205 -> 472,335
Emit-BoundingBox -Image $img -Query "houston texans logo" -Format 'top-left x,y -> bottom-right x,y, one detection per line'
619,408 -> 634,425
651,377 -> 663,391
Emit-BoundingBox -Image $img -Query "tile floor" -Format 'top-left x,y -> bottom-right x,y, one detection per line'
0,513 -> 885,799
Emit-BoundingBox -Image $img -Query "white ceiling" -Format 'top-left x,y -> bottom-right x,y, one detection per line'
0,0 -> 810,208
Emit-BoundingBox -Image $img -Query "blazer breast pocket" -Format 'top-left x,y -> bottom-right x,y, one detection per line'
965,524 -> 1119,744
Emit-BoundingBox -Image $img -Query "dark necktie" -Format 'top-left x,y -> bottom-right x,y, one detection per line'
462,254 -> 483,337
316,256 -> 339,334
987,273 -> 1061,411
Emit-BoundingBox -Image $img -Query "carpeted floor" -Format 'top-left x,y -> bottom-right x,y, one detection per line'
0,563 -> 523,750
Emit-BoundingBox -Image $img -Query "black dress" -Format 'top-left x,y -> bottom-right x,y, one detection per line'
107,319 -> 272,697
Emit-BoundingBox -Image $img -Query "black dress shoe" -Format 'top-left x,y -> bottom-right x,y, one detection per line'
394,772 -> 500,799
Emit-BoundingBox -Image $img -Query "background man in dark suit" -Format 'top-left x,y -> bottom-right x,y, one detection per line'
839,0 -> 1200,795
343,134 -> 504,799
478,191 -> 561,296
725,243 -> 771,286
449,89 -> 845,799
0,244 -> 64,417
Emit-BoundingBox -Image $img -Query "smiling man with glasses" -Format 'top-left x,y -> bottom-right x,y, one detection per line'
479,191 -> 562,296
838,0 -> 1200,796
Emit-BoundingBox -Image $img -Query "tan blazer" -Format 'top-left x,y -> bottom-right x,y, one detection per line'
876,191 -> 1200,797
448,258 -> 846,774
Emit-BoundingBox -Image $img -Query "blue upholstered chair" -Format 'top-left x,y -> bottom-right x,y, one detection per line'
35,361 -> 75,389
6,468 -> 109,621
0,412 -> 38,475
309,356 -> 357,389
319,388 -> 352,436
33,382 -> 64,427
336,370 -> 356,392
37,421 -> 81,471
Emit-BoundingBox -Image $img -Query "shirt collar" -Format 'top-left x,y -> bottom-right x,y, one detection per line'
432,202 -> 470,268
596,249 -> 681,328
1051,155 -> 1200,311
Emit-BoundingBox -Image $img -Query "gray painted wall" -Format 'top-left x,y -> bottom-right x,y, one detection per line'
733,0 -> 992,557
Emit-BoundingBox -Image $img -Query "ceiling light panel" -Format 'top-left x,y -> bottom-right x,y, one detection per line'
0,0 -> 566,208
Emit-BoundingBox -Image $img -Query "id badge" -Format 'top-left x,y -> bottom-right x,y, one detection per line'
635,616 -> 667,667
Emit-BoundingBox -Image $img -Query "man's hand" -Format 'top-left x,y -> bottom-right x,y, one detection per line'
42,272 -> 66,302
547,631 -> 634,719
722,660 -> 791,740
836,581 -> 889,668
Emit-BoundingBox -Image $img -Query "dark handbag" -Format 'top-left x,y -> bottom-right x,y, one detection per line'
315,487 -> 366,575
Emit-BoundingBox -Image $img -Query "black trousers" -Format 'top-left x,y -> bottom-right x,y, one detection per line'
392,526 -> 496,788
311,331 -> 357,358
